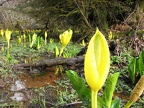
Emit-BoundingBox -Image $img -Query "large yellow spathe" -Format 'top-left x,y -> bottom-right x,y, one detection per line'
84,28 -> 110,91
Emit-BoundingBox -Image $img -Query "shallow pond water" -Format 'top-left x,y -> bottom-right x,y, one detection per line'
19,67 -> 58,88
0,66 -> 62,107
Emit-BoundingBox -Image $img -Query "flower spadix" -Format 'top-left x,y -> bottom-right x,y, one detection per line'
59,29 -> 73,56
84,28 -> 110,91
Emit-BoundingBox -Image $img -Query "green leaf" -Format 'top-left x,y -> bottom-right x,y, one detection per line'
6,49 -> 11,61
111,97 -> 120,108
98,96 -> 105,108
66,70 -> 104,107
128,57 -> 139,83
66,70 -> 91,106
103,72 -> 120,108
138,50 -> 144,76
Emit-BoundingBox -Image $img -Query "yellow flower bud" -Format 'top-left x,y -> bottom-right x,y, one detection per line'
5,29 -> 12,49
59,29 -> 73,47
0,29 -> 4,37
108,31 -> 113,40
82,39 -> 86,46
23,34 -> 26,43
59,29 -> 73,56
84,28 -> 110,91
17,36 -> 22,44
44,31 -> 47,44
5,29 -> 12,42
84,28 -> 110,108
54,45 -> 59,57
44,31 -> 47,38
1,46 -> 4,52
30,33 -> 37,48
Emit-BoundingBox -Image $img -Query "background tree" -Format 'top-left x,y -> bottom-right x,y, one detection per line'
17,0 -> 136,38
0,0 -> 144,41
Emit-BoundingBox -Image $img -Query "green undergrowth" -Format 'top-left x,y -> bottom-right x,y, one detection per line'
0,30 -> 144,107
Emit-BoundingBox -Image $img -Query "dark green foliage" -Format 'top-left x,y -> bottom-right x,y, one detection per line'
6,49 -> 11,61
66,70 -> 91,107
138,50 -> 144,76
66,70 -> 105,107
128,57 -> 139,83
111,98 -> 121,108
66,70 -> 120,108
128,50 -> 144,83
17,0 -> 135,35
103,73 -> 120,108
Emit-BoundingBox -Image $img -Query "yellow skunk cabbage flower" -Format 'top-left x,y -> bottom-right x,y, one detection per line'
17,36 -> 22,44
5,29 -> 12,49
30,33 -> 37,48
82,39 -> 86,46
23,34 -> 26,43
44,31 -> 47,44
0,29 -> 4,37
5,29 -> 12,42
1,46 -> 4,52
36,37 -> 41,50
108,31 -> 113,40
84,28 -> 110,108
54,45 -> 59,57
59,29 -> 73,56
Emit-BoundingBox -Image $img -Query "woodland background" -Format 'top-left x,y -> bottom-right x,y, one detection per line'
0,0 -> 144,39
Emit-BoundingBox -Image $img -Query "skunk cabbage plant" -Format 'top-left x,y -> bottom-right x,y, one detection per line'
59,29 -> 73,56
5,29 -> 12,49
84,28 -> 110,108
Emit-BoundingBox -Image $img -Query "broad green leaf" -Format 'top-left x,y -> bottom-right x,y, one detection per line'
66,70 -> 104,107
66,70 -> 90,106
103,72 -> 120,108
111,97 -> 120,108
138,50 -> 144,76
128,57 -> 139,83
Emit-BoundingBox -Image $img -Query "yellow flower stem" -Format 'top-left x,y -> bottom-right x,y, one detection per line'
124,101 -> 133,108
8,41 -> 10,49
92,89 -> 98,108
45,37 -> 47,45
